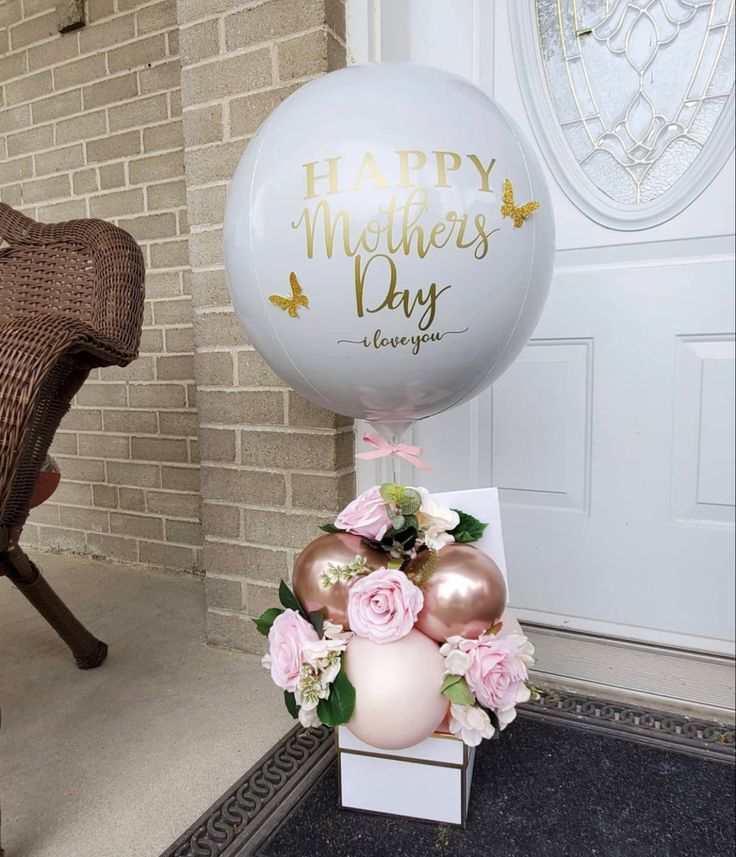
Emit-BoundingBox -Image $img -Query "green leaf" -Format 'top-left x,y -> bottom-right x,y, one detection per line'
402,514 -> 418,531
316,662 -> 356,727
379,482 -> 401,503
252,607 -> 283,637
284,691 -> 299,719
440,673 -> 463,694
308,610 -> 325,637
319,523 -> 345,534
278,580 -> 305,616
398,488 -> 421,515
441,674 -> 476,706
389,513 -> 405,531
449,510 -> 488,544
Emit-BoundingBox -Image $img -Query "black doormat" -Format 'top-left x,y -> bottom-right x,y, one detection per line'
162,690 -> 735,857
259,718 -> 734,857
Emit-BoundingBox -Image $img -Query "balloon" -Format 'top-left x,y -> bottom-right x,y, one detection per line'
345,629 -> 448,750
224,63 -> 555,438
292,533 -> 387,628
409,544 -> 507,642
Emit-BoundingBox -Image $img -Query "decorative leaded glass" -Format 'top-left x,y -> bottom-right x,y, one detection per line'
535,0 -> 735,205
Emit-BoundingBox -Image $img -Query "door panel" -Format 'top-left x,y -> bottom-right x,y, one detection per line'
348,0 -> 735,656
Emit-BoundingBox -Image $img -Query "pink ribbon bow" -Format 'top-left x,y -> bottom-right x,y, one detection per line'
355,432 -> 431,471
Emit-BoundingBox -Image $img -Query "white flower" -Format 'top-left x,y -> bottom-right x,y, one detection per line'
516,681 -> 532,705
440,636 -> 473,676
271,623 -> 352,731
424,530 -> 456,551
414,487 -> 460,549
302,636 -> 348,662
301,637 -> 346,685
322,659 -> 341,685
494,683 -> 531,731
496,707 -> 517,731
298,705 -> 322,728
295,665 -> 331,711
444,647 -> 473,675
323,621 -> 354,643
505,634 -> 536,669
449,703 -> 495,746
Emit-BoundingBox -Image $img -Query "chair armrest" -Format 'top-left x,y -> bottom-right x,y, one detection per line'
0,316 -> 89,522
88,222 -> 146,363
0,204 -> 145,367
0,204 -> 37,244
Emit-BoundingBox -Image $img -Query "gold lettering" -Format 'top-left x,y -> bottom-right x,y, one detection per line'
351,152 -> 390,191
396,149 -> 427,187
292,202 -> 351,259
413,282 -> 451,330
303,157 -> 341,200
390,190 -> 430,257
472,214 -> 499,259
354,254 -> 396,318
428,220 -> 451,250
433,151 -> 462,188
355,254 -> 451,331
467,154 -> 496,192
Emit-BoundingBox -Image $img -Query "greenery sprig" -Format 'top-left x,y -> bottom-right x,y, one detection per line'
449,509 -> 488,543
319,555 -> 370,589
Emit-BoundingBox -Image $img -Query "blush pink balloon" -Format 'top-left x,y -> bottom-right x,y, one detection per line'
344,629 -> 449,750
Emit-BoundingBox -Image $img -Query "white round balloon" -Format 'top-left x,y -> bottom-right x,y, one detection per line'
224,63 -> 554,437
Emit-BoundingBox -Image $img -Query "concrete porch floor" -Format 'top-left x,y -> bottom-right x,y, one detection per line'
0,552 -> 292,857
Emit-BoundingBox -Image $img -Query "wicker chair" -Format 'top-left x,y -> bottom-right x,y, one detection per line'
0,203 -> 145,856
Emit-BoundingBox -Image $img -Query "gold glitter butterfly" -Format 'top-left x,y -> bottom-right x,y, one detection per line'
269,272 -> 309,318
501,178 -> 540,228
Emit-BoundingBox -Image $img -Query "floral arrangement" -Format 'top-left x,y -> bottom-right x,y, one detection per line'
326,483 -> 487,556
255,484 -> 536,748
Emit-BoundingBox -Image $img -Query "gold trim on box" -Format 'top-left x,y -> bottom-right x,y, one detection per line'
335,729 -> 473,828
339,746 -> 465,770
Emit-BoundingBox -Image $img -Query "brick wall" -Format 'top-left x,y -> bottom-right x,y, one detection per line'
176,0 -> 353,652
1,0 -> 353,653
0,0 -> 201,572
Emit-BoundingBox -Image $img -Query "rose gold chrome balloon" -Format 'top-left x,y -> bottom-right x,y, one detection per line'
292,533 -> 387,628
411,543 -> 507,642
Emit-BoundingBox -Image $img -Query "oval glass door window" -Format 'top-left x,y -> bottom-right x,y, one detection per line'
512,0 -> 735,229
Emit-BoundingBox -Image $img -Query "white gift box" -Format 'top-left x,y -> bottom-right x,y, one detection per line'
337,726 -> 476,826
336,487 -> 508,826
432,487 -> 509,589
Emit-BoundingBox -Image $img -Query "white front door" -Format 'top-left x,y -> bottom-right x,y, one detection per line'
348,0 -> 735,702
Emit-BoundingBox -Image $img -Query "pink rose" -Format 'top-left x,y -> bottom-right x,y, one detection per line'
463,634 -> 532,712
335,486 -> 391,541
347,568 -> 424,644
266,609 -> 319,692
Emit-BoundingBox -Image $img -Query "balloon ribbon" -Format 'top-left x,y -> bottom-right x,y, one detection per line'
356,432 -> 431,471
